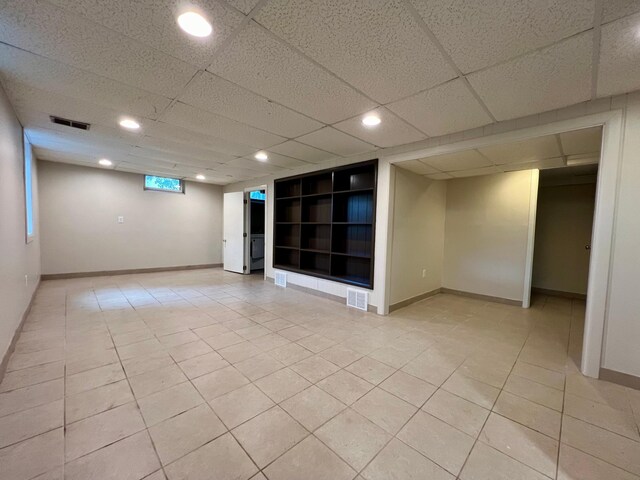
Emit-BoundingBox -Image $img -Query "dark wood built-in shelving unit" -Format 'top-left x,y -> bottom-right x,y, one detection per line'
274,160 -> 377,289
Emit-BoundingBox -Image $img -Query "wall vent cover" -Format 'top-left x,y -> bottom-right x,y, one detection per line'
274,271 -> 287,288
50,115 -> 91,131
347,288 -> 368,311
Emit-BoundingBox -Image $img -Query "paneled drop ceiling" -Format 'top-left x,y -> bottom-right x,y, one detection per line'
0,0 -> 637,184
396,126 -> 603,179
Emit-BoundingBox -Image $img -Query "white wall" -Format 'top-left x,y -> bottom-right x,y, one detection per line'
443,170 -> 536,302
389,167 -> 446,306
0,85 -> 40,365
38,161 -> 223,275
532,183 -> 596,295
603,101 -> 640,377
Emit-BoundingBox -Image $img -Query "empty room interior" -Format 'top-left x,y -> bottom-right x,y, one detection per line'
2,1 -> 640,479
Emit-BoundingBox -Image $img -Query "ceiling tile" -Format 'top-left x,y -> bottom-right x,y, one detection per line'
421,149 -> 492,172
468,32 -> 593,121
409,0 -> 594,73
501,157 -> 566,172
128,146 -> 226,170
179,72 -> 322,138
135,135 -> 237,164
144,122 -> 255,157
0,44 -> 171,120
240,152 -> 310,169
395,160 -> 440,175
449,166 -> 502,178
597,15 -> 640,97
255,0 -> 455,103
425,172 -> 453,180
47,0 -> 244,69
208,23 -> 376,123
269,141 -> 335,163
295,127 -> 376,156
559,127 -> 603,156
225,0 -> 262,14
161,102 -> 286,149
602,0 -> 640,23
387,79 -> 492,136
333,107 -> 426,148
225,158 -> 286,174
478,136 -> 561,165
0,0 -> 197,97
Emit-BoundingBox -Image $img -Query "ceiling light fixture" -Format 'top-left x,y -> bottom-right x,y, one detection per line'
196,174 -> 206,180
98,158 -> 112,166
362,114 -> 381,127
119,118 -> 140,130
177,11 -> 212,37
255,151 -> 268,161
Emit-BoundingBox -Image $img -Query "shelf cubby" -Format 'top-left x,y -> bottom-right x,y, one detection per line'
302,195 -> 332,223
332,191 -> 374,224
301,224 -> 331,252
275,223 -> 300,249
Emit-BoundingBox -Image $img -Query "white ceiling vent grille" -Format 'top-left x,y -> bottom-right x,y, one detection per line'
274,271 -> 287,288
347,288 -> 368,311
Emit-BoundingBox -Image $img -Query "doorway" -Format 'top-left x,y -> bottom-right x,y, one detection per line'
246,189 -> 266,275
531,164 -> 599,368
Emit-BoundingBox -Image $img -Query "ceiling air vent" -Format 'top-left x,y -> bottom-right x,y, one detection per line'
49,116 -> 91,131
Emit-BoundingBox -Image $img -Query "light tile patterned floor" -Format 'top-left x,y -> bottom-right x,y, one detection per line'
1,268 -> 639,480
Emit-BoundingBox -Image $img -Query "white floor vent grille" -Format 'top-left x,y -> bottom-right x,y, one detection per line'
274,271 -> 287,288
347,288 -> 368,311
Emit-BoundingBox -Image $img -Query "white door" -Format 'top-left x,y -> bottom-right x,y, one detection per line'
223,192 -> 245,274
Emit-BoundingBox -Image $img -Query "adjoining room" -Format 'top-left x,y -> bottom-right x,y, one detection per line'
2,2 -> 640,480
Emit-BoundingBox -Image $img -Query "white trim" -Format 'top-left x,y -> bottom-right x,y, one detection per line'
384,109 -> 624,379
522,170 -> 540,309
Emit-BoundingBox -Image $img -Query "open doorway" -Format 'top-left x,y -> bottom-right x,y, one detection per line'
246,189 -> 266,275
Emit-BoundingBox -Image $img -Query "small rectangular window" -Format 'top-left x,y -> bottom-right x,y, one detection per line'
249,190 -> 266,201
144,175 -> 184,193
24,133 -> 34,242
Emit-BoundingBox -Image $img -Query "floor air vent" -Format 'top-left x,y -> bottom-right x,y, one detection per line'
347,288 -> 368,311
50,115 -> 91,131
274,271 -> 287,287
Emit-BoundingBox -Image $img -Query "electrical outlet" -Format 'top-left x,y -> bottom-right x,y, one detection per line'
422,269 -> 427,278
117,216 -> 124,224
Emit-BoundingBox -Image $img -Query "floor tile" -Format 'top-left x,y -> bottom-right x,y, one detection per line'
422,388 -> 489,437
362,438 -> 454,480
0,400 -> 63,449
345,356 -> 396,385
65,402 -> 146,461
65,431 -> 160,480
290,355 -> 340,383
296,334 -> 336,353
398,411 -> 475,475
148,404 -> 226,465
210,383 -> 275,429
178,351 -> 229,379
460,442 -> 549,480
479,413 -> 558,478
65,379 -> 134,424
280,386 -> 346,431
121,352 -> 174,378
0,378 -> 63,418
0,361 -> 64,393
441,372 -> 500,409
263,435 -> 356,480
0,428 -> 63,480
317,370 -> 374,405
564,393 -> 639,440
269,343 -> 313,366
65,363 -> 125,396
235,353 -> 285,381
217,341 -> 262,364
379,370 -> 437,407
557,444 -> 638,480
117,339 -> 165,361
129,364 -> 187,399
232,406 -> 308,468
319,344 -> 363,368
315,408 -> 391,470
352,387 -> 417,434
494,390 -> 561,439
254,368 -> 312,403
168,340 -> 213,363
503,374 -> 564,411
164,433 -> 257,480
138,382 -> 204,426
192,365 -> 250,400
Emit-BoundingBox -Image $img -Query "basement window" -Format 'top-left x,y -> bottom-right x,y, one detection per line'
144,175 -> 184,193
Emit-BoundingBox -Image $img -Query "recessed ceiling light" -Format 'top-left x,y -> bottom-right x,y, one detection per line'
98,158 -> 112,166
362,114 -> 381,127
196,174 -> 205,180
119,118 -> 140,130
255,151 -> 268,161
177,11 -> 212,37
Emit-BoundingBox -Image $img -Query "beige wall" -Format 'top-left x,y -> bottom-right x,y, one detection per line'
0,85 -> 40,364
389,167 -> 446,305
532,183 -> 595,295
38,161 -> 223,275
443,170 -> 536,302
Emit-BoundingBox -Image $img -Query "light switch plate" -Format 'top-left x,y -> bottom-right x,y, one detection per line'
117,216 -> 124,224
